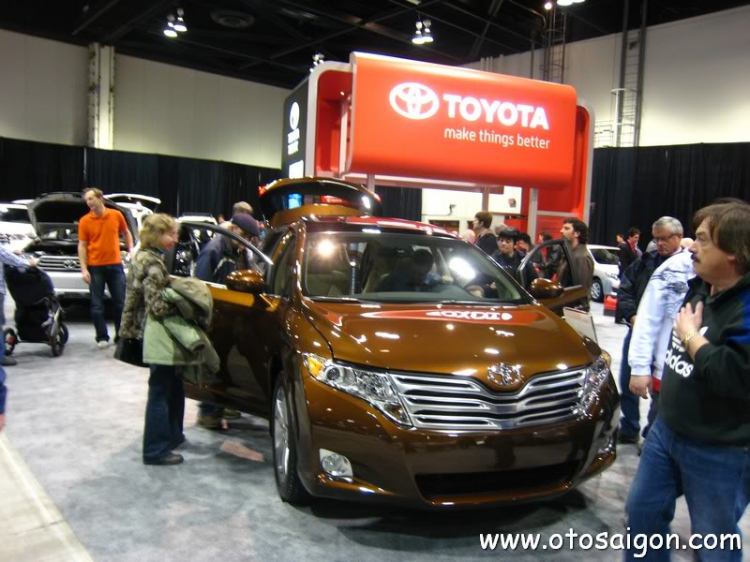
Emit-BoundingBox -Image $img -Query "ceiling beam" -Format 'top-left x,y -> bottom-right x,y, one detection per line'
101,0 -> 173,44
72,0 -> 123,36
442,1 -> 538,46
239,0 -> 457,70
466,0 -> 506,62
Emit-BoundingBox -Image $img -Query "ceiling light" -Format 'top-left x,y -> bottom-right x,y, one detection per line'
412,18 -> 433,45
544,1 -> 553,9
557,0 -> 574,5
163,28 -> 178,38
310,52 -> 325,72
174,7 -> 187,32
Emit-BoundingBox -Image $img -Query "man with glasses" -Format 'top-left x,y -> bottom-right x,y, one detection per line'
616,217 -> 683,446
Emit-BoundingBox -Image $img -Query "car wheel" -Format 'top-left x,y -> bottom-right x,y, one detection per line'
4,328 -> 17,356
271,374 -> 310,504
59,323 -> 70,344
591,278 -> 604,303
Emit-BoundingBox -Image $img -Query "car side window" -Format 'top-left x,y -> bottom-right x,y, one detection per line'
271,237 -> 296,296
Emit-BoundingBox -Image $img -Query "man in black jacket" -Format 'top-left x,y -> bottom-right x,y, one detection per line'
618,227 -> 639,275
615,217 -> 683,444
491,228 -> 537,286
625,202 -> 750,561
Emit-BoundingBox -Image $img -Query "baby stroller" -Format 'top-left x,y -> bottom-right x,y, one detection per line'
3,265 -> 68,357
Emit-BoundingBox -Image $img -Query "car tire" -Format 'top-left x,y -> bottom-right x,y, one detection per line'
60,324 -> 70,345
271,374 -> 311,505
591,278 -> 604,303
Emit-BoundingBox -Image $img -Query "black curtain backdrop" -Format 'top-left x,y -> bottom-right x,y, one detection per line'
0,137 -> 84,200
375,185 -> 423,221
590,143 -> 750,245
0,137 -> 282,220
5,137 -> 747,234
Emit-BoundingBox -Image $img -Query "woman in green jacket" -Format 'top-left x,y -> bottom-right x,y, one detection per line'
120,213 -> 183,465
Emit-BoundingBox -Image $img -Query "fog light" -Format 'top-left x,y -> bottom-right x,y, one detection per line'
320,449 -> 353,477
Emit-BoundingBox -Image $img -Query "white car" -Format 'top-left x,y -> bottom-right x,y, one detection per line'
0,203 -> 35,253
24,193 -> 139,301
588,244 -> 621,302
104,193 -> 161,232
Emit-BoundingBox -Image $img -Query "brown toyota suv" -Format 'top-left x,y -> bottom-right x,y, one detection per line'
172,178 -> 619,509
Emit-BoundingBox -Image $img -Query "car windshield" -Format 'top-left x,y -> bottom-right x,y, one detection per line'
0,207 -> 30,223
303,232 -> 528,304
591,248 -> 619,265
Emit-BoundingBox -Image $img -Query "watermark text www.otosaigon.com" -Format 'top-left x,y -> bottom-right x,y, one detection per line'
479,529 -> 740,558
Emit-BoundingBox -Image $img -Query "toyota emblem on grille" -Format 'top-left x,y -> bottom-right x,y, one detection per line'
488,363 -> 522,387
389,82 -> 440,120
63,259 -> 77,269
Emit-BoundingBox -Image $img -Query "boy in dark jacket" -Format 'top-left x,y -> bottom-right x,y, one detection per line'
625,202 -> 750,561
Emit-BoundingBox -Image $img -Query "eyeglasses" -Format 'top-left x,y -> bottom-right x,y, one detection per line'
654,234 -> 679,243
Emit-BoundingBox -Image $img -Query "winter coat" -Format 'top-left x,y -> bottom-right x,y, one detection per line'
120,248 -> 172,340
628,250 -> 694,384
143,278 -> 220,385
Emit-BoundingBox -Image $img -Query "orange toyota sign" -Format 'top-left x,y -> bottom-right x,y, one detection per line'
346,53 -> 578,189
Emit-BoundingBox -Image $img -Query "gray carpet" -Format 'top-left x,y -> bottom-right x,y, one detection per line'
3,300 -> 749,561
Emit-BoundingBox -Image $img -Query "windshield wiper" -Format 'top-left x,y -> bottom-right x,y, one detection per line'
309,296 -> 362,303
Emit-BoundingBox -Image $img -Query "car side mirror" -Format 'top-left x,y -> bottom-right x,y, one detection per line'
529,277 -> 564,300
226,269 -> 266,294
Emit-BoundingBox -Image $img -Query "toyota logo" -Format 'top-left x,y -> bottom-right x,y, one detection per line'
289,102 -> 300,131
488,363 -> 522,388
389,82 -> 440,120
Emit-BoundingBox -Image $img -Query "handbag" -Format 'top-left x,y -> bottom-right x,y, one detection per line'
114,337 -> 148,368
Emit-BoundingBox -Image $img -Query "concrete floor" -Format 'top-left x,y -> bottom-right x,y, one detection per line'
1,300 -> 748,561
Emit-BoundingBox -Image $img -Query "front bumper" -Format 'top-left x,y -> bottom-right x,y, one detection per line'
294,372 -> 619,509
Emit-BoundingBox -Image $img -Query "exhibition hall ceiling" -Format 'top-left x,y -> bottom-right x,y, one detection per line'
1,0 -> 747,89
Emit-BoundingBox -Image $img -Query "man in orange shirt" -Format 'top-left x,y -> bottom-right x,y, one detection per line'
78,188 -> 134,348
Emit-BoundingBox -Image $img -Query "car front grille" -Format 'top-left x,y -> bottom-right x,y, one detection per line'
38,255 -> 81,272
390,367 -> 587,431
415,462 -> 578,500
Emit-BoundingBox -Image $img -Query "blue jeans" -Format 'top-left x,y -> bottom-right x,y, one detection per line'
619,329 -> 641,438
89,264 -> 126,342
625,418 -> 750,561
143,364 -> 185,462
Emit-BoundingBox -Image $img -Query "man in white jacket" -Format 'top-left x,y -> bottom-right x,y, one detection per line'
628,247 -> 695,437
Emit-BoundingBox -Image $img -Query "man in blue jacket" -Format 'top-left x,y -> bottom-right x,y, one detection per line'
625,202 -> 750,561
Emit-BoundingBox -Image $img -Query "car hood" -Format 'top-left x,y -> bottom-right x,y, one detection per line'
304,300 -> 597,389
27,193 -> 138,241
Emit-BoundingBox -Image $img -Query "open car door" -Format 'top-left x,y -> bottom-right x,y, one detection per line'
518,238 -> 589,315
165,221 -> 278,416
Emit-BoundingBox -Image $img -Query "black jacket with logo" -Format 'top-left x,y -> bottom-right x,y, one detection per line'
659,272 -> 750,447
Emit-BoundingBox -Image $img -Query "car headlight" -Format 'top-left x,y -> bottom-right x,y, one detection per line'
576,355 -> 611,418
303,354 -> 412,427
607,272 -> 619,281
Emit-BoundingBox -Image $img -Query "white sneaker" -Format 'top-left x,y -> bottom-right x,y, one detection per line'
97,340 -> 110,349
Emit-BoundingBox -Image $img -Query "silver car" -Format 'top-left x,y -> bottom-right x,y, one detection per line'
23,193 -> 141,301
588,244 -> 621,302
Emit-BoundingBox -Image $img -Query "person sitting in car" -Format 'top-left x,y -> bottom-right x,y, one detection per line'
194,214 -> 260,284
376,249 -> 440,292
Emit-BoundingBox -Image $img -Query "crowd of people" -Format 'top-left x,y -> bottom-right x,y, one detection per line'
1,189 -> 748,559
465,203 -> 750,560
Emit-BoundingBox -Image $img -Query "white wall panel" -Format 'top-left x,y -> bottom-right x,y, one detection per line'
0,29 -> 88,145
114,55 -> 288,168
639,8 -> 750,146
